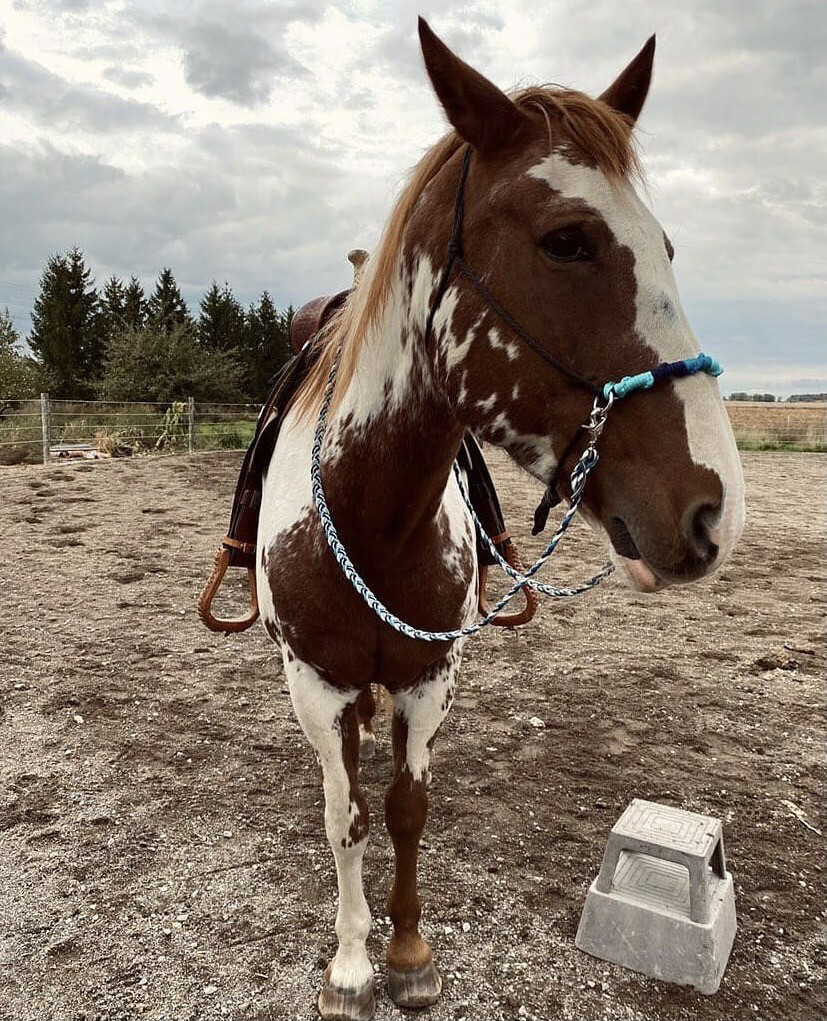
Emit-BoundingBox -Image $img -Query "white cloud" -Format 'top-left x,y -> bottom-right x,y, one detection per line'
0,0 -> 824,395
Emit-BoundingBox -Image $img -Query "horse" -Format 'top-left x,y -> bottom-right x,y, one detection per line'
255,19 -> 745,1020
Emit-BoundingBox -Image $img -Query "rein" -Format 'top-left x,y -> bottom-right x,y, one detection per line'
311,146 -> 723,643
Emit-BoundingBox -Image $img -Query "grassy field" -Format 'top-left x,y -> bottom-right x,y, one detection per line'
0,398 -> 824,466
0,399 -> 259,465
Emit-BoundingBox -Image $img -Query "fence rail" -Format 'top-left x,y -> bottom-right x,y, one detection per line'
0,394 -> 261,465
1,395 -> 824,466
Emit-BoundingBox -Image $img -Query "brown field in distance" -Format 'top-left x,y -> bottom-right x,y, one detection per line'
725,400 -> 826,450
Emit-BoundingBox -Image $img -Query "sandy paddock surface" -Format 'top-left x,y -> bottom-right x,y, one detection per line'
1,449 -> 824,1021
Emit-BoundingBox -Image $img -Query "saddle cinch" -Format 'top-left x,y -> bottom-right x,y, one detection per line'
198,258 -> 538,635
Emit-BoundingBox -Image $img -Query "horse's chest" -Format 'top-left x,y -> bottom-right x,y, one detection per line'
262,482 -> 476,689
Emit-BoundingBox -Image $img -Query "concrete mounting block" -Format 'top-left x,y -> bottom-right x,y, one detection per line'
575,799 -> 736,994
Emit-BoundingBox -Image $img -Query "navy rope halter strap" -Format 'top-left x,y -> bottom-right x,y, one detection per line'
310,145 -> 723,643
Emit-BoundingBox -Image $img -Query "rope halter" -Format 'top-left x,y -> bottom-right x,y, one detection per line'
309,146 -> 724,642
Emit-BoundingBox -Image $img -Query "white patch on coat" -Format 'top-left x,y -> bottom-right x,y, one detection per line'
285,656 -> 373,992
486,410 -> 557,479
487,327 -> 519,361
440,465 -> 477,578
528,153 -> 745,565
394,651 -> 461,782
438,296 -> 479,374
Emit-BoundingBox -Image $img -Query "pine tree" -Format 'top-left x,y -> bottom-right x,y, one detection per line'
242,291 -> 293,399
123,276 -> 147,332
0,306 -> 39,397
29,247 -> 103,397
100,275 -> 126,340
0,306 -> 19,350
147,268 -> 192,334
198,281 -> 246,352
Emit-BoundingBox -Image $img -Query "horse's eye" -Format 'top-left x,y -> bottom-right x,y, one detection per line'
664,234 -> 675,262
541,228 -> 593,263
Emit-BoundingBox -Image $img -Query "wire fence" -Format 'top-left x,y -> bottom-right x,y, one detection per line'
1,395 -> 824,467
0,395 -> 262,465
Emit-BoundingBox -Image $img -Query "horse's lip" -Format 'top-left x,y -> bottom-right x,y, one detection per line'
616,554 -> 665,593
606,519 -> 667,592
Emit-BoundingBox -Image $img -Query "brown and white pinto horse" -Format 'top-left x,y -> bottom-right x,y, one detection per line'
258,20 -> 745,1019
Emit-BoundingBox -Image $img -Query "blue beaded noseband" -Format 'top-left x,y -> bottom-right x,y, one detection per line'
309,146 -> 723,642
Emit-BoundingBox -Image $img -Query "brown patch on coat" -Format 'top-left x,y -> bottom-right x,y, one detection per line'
339,702 -> 369,849
384,711 -> 433,972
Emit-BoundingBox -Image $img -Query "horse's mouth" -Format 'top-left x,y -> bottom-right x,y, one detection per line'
608,517 -> 665,593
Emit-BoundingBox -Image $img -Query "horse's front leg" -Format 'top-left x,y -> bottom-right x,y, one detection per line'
286,655 -> 375,1021
384,654 -> 458,1009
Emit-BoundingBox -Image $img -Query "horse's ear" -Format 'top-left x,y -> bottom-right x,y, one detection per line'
418,17 -> 528,155
598,35 -> 656,124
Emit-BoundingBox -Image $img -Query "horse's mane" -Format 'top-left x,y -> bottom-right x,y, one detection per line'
293,87 -> 640,418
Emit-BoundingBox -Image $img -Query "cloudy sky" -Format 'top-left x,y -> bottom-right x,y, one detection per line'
1,0 -> 824,395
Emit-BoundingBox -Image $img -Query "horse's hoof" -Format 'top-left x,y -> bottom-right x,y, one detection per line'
387,961 -> 442,1009
359,731 -> 376,760
318,975 -> 375,1021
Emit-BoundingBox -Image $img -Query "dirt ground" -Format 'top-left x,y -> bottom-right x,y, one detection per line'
1,449 -> 824,1021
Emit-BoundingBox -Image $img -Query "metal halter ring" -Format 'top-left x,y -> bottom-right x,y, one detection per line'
585,390 -> 615,441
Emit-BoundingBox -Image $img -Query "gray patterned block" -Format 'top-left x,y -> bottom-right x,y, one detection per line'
575,800 -> 736,994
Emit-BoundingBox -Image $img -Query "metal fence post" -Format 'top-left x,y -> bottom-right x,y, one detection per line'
40,392 -> 51,465
187,396 -> 195,454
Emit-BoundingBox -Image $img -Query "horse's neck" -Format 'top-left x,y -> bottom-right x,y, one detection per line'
327,267 -> 466,540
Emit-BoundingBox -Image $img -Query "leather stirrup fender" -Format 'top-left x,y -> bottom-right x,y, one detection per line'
477,537 -> 539,628
197,545 -> 260,634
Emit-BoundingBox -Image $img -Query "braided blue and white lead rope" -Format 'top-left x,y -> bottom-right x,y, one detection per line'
310,345 -> 611,641
309,344 -> 724,642
452,461 -> 614,597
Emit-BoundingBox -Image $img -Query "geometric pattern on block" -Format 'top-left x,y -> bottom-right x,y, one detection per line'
576,800 -> 737,995
613,851 -> 691,917
614,800 -> 722,858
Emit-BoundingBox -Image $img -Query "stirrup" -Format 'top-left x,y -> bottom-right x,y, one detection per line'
478,538 -> 539,628
197,545 -> 260,633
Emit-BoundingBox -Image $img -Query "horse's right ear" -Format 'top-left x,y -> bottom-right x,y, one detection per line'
418,17 -> 528,156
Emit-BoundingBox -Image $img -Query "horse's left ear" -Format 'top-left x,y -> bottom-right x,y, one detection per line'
598,35 -> 656,124
418,17 -> 529,155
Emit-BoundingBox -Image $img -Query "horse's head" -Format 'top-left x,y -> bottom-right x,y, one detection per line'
412,20 -> 745,591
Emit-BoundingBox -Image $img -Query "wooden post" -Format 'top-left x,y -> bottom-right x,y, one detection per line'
187,396 -> 195,455
40,392 -> 51,465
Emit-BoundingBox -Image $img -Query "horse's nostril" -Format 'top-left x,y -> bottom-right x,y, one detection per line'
685,500 -> 720,565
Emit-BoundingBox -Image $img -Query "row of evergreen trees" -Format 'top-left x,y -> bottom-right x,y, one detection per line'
2,247 -> 295,403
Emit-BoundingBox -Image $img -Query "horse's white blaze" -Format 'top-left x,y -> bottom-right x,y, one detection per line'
528,153 -> 745,568
285,656 -> 373,991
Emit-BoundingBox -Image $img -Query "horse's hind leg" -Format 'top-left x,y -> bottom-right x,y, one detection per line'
286,655 -> 375,1021
384,655 -> 457,1009
356,686 -> 377,760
